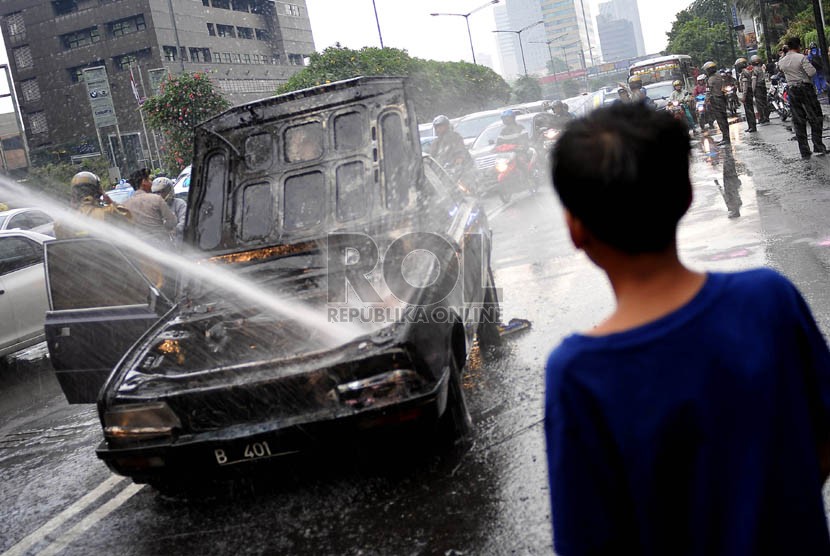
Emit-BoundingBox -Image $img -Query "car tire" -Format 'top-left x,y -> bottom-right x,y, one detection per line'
436,358 -> 472,447
477,267 -> 502,347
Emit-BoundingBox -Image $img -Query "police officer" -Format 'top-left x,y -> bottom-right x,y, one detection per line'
750,54 -> 770,123
735,58 -> 757,133
703,61 -> 731,144
54,171 -> 130,239
778,36 -> 827,158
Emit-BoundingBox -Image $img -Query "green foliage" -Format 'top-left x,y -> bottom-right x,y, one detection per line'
561,79 -> 582,98
665,16 -> 730,66
276,45 -> 511,121
142,72 -> 230,174
27,156 -> 111,200
546,57 -> 569,73
780,1 -> 830,50
511,75 -> 543,103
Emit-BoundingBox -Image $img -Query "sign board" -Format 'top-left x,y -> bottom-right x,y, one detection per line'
83,66 -> 117,128
148,68 -> 169,96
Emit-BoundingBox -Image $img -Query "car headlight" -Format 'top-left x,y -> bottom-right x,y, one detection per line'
544,129 -> 558,140
330,370 -> 426,410
104,402 -> 181,440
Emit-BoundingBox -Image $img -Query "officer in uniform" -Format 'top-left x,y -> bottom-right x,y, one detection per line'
54,171 -> 130,239
703,61 -> 731,144
735,58 -> 757,132
778,36 -> 827,158
750,54 -> 770,123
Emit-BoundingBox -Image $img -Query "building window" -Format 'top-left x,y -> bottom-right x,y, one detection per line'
217,78 -> 282,94
180,47 -> 188,62
52,0 -> 77,16
109,14 -> 145,37
190,47 -> 211,62
61,27 -> 100,50
67,61 -> 103,83
283,3 -> 301,16
221,52 -> 232,63
113,49 -> 151,71
29,111 -> 47,135
207,23 -> 215,36
231,53 -> 241,63
12,46 -> 32,69
241,53 -> 251,64
202,0 -> 209,5
237,26 -> 253,39
288,53 -> 303,65
231,0 -> 253,11
217,24 -> 235,38
255,28 -> 269,41
163,46 -> 177,61
5,12 -> 25,42
211,0 -> 230,8
20,79 -> 40,103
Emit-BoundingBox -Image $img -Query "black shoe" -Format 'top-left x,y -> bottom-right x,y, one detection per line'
814,146 -> 827,155
802,152 -> 813,159
717,140 -> 731,146
745,128 -> 757,132
728,210 -> 740,218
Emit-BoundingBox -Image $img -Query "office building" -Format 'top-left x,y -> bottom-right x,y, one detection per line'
0,0 -> 315,169
494,0 -> 549,79
596,12 -> 637,62
539,0 -> 600,74
597,0 -> 645,57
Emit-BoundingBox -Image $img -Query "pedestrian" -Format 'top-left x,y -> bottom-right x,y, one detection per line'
123,168 -> 177,288
808,42 -> 828,94
150,176 -> 186,244
545,102 -> 830,555
735,57 -> 757,132
54,171 -> 130,239
750,54 -> 771,123
778,36 -> 827,158
703,60 -> 731,144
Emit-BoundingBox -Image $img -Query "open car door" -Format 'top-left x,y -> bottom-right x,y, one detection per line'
44,238 -> 173,403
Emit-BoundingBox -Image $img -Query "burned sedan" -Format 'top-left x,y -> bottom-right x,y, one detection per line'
44,77 -> 500,487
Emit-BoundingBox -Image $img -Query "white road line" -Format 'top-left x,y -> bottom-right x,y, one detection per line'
1,475 -> 126,556
36,482 -> 143,556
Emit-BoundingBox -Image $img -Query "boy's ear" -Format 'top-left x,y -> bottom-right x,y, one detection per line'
564,210 -> 587,250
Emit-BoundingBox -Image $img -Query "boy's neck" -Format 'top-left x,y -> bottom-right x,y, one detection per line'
588,248 -> 707,336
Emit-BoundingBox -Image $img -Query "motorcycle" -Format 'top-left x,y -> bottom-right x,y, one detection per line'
695,93 -> 713,129
768,78 -> 790,122
666,99 -> 686,121
492,143 -> 539,203
724,85 -> 740,117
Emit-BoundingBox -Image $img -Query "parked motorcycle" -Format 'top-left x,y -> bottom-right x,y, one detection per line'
768,78 -> 790,122
492,143 -> 539,203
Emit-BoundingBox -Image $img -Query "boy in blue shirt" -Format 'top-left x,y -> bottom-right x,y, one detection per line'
545,103 -> 830,555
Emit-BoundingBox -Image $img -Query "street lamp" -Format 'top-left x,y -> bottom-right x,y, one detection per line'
431,0 -> 500,65
493,20 -> 544,76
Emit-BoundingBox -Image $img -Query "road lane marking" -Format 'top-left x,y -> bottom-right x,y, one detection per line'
36,482 -> 143,556
1,475 -> 125,556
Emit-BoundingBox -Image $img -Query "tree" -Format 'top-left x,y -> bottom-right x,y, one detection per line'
546,57 -> 569,74
142,72 -> 230,173
276,45 -> 511,121
665,16 -> 730,66
511,75 -> 543,102
779,0 -> 830,49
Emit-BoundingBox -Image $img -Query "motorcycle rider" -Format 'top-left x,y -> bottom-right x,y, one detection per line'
735,57 -> 758,133
628,75 -> 655,106
750,55 -> 771,123
704,61 -> 731,144
429,114 -> 476,189
693,74 -> 712,129
54,171 -> 131,239
497,109 -> 530,146
669,79 -> 695,130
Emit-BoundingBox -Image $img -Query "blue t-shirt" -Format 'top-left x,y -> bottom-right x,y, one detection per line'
545,269 -> 830,555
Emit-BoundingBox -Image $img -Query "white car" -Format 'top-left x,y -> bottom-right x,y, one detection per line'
173,165 -> 191,200
0,230 -> 50,357
0,207 -> 55,237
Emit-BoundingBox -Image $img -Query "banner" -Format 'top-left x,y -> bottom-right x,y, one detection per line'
82,66 -> 117,128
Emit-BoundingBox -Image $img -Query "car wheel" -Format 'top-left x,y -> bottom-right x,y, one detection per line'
477,267 -> 502,347
436,358 -> 472,447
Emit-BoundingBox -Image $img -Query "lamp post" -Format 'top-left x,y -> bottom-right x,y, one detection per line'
372,0 -> 384,48
530,36 -> 568,98
431,0 -> 500,65
493,20 -> 544,76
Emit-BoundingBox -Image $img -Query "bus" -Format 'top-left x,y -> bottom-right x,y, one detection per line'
629,54 -> 695,91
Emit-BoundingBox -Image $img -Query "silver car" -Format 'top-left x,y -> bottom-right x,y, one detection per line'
0,230 -> 50,357
0,207 -> 55,237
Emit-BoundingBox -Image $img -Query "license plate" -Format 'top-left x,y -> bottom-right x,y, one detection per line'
212,440 -> 298,466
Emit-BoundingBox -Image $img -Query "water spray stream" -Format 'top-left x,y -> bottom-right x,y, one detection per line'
0,176 -> 364,347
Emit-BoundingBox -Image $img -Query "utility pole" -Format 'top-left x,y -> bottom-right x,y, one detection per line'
758,0 -> 773,63
372,0 -> 384,48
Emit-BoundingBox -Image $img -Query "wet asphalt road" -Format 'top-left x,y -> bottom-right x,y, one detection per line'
2,114 -> 830,555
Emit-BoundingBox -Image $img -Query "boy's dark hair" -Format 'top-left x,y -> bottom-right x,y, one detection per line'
786,36 -> 801,50
551,103 -> 692,254
128,168 -> 150,190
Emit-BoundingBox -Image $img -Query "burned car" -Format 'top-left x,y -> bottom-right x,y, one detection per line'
44,77 -> 500,487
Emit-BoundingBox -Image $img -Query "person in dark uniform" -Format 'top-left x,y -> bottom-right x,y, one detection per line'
703,61 -> 731,144
735,58 -> 757,132
778,36 -> 827,158
750,55 -> 771,123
